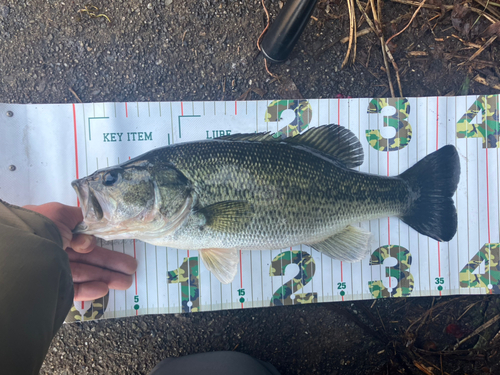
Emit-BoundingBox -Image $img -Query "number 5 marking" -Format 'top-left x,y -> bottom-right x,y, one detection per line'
269,251 -> 318,306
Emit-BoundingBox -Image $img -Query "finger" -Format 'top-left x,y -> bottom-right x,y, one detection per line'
70,234 -> 97,254
55,204 -> 84,231
67,246 -> 138,275
70,261 -> 135,290
24,203 -> 84,231
73,281 -> 109,301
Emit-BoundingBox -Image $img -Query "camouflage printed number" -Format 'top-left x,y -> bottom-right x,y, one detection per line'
269,251 -> 318,306
265,100 -> 312,139
368,245 -> 414,298
167,257 -> 200,312
456,95 -> 500,148
65,293 -> 110,322
459,243 -> 500,293
366,98 -> 412,151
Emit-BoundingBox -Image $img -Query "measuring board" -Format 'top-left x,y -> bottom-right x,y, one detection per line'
0,96 -> 499,322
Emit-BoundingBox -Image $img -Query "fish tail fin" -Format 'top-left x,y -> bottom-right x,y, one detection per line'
398,145 -> 460,242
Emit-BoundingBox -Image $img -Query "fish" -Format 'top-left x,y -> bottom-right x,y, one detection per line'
72,124 -> 461,284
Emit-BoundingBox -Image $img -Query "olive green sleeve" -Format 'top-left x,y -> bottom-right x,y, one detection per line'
0,200 -> 74,375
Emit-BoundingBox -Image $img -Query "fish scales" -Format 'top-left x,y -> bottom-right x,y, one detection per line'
147,140 -> 409,250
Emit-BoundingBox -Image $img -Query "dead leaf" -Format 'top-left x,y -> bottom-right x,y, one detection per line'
483,22 -> 500,38
277,77 -> 303,99
451,1 -> 472,37
236,87 -> 267,101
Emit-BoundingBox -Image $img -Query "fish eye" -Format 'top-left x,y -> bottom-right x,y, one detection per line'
103,170 -> 121,186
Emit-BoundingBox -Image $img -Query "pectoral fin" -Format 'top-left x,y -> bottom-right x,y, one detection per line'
200,248 -> 239,284
307,225 -> 372,262
196,201 -> 253,232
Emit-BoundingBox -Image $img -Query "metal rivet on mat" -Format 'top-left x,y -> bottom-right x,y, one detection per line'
6,111 -> 13,117
8,165 -> 16,171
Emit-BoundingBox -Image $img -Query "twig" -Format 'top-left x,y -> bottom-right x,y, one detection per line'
428,14 -> 440,22
366,44 -> 373,67
474,74 -> 500,89
469,7 -> 499,23
454,314 -> 500,350
356,0 -> 378,36
257,0 -> 271,50
376,307 -> 387,331
341,28 -> 372,43
352,0 -> 358,64
391,0 -> 452,11
472,0 -> 492,29
392,0 -> 498,23
356,0 -> 396,97
257,0 -> 279,79
357,1 -> 372,28
384,45 -> 404,97
371,0 -> 397,97
457,300 -> 483,321
474,0 -> 500,19
460,35 -> 498,65
342,0 -> 357,68
407,50 -> 428,56
69,87 -> 82,103
78,5 -> 111,22
406,298 -> 461,335
386,0 -> 428,45
413,351 -> 452,375
265,59 -> 279,80
413,361 -> 435,375
451,34 -> 482,49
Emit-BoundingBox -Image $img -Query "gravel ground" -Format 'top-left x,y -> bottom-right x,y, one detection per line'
2,0 -> 500,374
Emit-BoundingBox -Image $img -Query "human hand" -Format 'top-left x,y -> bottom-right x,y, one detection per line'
23,202 -> 138,301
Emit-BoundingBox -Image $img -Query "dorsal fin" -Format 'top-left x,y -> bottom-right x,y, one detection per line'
217,132 -> 276,142
218,124 -> 364,169
283,125 -> 364,168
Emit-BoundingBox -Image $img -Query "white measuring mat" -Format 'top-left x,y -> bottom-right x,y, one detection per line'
1,96 -> 498,322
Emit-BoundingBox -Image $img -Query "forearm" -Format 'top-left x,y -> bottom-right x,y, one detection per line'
0,200 -> 73,375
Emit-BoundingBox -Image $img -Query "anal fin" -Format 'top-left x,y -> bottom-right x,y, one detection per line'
199,248 -> 239,284
307,225 -> 372,262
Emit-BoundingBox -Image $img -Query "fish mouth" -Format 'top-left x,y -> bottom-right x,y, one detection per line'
71,179 -> 104,225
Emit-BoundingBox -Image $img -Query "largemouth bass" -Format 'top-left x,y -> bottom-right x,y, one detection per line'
72,125 -> 461,284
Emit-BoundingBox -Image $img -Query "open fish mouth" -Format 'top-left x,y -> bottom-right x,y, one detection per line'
71,180 -> 104,222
